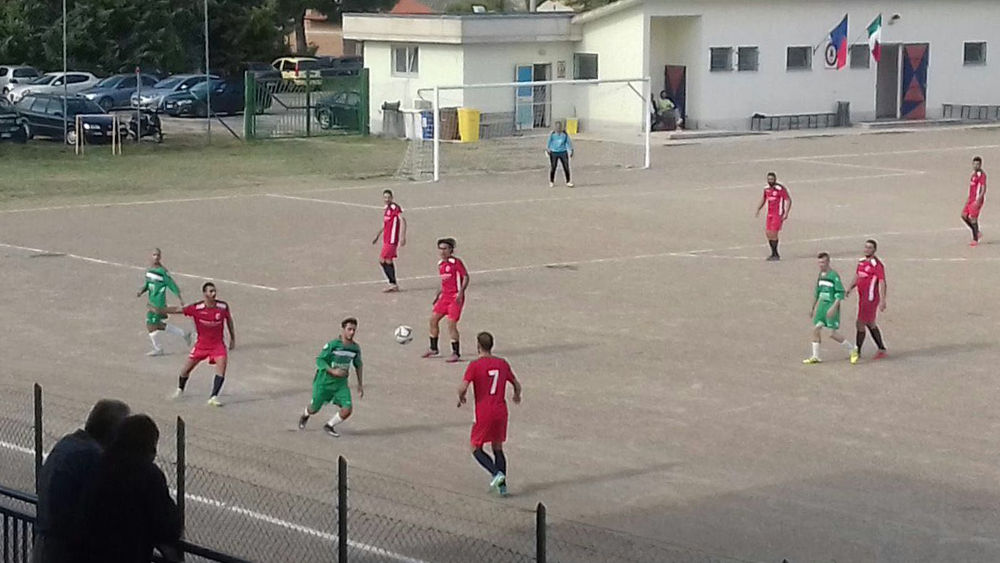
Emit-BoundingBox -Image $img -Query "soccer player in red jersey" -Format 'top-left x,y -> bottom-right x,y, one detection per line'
371,189 -> 407,292
457,332 -> 522,496
156,282 -> 236,406
422,238 -> 469,363
961,156 -> 987,246
846,240 -> 887,363
754,172 -> 792,261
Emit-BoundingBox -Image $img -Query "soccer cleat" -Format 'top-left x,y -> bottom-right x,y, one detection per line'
566,182 -> 574,188
970,240 -> 979,247
146,348 -> 164,357
498,483 -> 509,497
490,472 -> 506,492
873,350 -> 888,360
850,348 -> 860,365
802,357 -> 822,364
548,182 -> 554,188
421,349 -> 440,359
323,424 -> 340,438
383,285 -> 399,293
298,415 -> 309,430
766,255 -> 780,261
207,396 -> 223,407
169,388 -> 183,400
445,354 -> 461,363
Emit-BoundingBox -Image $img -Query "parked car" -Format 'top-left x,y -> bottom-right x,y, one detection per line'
314,90 -> 362,130
80,74 -> 159,111
0,99 -> 28,142
0,65 -> 42,95
15,94 -> 126,145
240,62 -> 281,84
6,72 -> 100,103
272,57 -> 321,87
163,78 -> 262,117
130,74 -> 217,110
315,56 -> 363,77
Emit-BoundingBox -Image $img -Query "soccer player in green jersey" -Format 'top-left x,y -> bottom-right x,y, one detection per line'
804,252 -> 858,364
136,249 -> 190,356
298,318 -> 364,437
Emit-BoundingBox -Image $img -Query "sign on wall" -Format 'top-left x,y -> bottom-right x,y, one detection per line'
556,60 -> 566,79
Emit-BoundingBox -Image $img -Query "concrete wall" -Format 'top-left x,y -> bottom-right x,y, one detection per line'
648,15 -> 700,126
644,0 -> 1000,129
576,8 -> 648,133
364,42 -> 464,133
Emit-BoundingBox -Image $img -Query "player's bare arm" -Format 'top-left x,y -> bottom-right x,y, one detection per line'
782,190 -> 792,220
455,273 -> 470,304
510,373 -> 522,404
399,216 -> 407,246
137,285 -> 148,298
845,275 -> 858,297
879,279 -> 888,312
152,304 -> 184,315
226,314 -> 236,350
827,298 -> 841,319
457,380 -> 470,407
371,228 -> 382,245
355,365 -> 364,399
754,194 -> 765,217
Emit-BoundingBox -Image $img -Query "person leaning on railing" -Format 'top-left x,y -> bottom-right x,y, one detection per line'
33,399 -> 130,563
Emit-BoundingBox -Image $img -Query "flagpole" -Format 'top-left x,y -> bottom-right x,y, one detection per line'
813,13 -> 848,54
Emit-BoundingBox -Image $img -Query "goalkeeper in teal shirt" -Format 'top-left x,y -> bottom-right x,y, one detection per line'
546,120 -> 574,188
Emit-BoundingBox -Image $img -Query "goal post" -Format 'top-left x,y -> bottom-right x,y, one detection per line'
396,77 -> 651,182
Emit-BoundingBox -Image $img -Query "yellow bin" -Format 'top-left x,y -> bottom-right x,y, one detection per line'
457,108 -> 481,142
565,117 -> 579,135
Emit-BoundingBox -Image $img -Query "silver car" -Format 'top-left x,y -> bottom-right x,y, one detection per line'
6,72 -> 100,103
0,65 -> 42,95
129,74 -> 218,110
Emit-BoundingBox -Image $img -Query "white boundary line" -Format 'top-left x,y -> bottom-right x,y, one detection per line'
0,242 -> 279,292
286,226 -> 966,291
726,143 -> 1000,165
793,159 -> 919,175
264,193 -> 384,209
0,440 -> 422,563
0,194 -> 262,215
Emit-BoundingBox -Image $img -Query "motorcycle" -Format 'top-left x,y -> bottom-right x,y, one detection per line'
128,109 -> 163,143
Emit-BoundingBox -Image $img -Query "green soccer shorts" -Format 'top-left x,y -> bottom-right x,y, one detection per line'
813,301 -> 840,330
146,311 -> 167,326
310,372 -> 352,412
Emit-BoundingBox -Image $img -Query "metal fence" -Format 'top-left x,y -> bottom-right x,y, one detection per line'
244,70 -> 369,140
0,383 -> 741,563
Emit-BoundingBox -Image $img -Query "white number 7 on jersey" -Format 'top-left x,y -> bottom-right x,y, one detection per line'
488,369 -> 500,395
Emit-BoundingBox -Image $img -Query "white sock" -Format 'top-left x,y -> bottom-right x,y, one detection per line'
326,413 -> 344,428
164,324 -> 185,338
148,331 -> 163,350
303,407 -> 312,418
811,342 -> 820,358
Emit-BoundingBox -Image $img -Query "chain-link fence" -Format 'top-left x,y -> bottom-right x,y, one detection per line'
0,382 -> 738,563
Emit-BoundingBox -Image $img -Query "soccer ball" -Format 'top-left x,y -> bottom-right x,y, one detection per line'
394,325 -> 413,345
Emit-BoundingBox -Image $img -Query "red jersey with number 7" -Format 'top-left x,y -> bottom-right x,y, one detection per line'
463,356 -> 514,419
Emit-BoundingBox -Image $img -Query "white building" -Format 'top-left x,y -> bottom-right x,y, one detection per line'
345,0 -> 1000,133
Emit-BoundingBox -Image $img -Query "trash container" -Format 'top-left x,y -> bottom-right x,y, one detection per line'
457,108 -> 481,142
439,108 -> 459,141
381,101 -> 404,138
420,110 -> 434,140
565,117 -> 579,135
836,101 -> 851,126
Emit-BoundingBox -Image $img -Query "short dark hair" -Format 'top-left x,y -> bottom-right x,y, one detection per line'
202,282 -> 215,293
341,317 -> 358,328
866,239 -> 878,250
383,189 -> 393,196
84,399 -> 131,448
109,414 -> 159,460
974,156 -> 983,163
817,252 -> 830,260
437,238 -> 456,250
766,172 -> 777,178
477,331 -> 494,352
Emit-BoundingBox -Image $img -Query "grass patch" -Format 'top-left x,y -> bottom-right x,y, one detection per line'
0,136 -> 407,207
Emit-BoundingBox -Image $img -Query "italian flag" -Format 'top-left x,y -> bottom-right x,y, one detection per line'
867,14 -> 882,62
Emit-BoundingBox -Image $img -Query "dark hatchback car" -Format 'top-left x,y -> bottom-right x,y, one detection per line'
314,90 -> 362,130
163,78 -> 268,117
15,94 -> 126,144
0,99 -> 28,142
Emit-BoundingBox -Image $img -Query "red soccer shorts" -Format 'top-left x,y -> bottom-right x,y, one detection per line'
380,242 -> 398,261
765,215 -> 784,232
963,201 -> 983,220
470,412 -> 508,448
857,298 -> 880,324
189,343 -> 227,365
433,294 -> 463,322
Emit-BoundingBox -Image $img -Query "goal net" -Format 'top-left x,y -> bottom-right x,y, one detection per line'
396,78 -> 650,181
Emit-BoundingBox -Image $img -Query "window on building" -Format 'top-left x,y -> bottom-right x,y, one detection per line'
710,47 -> 733,72
392,45 -> 419,76
849,44 -> 870,69
964,42 -> 987,65
574,53 -> 598,79
786,46 -> 812,70
737,47 -> 759,71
